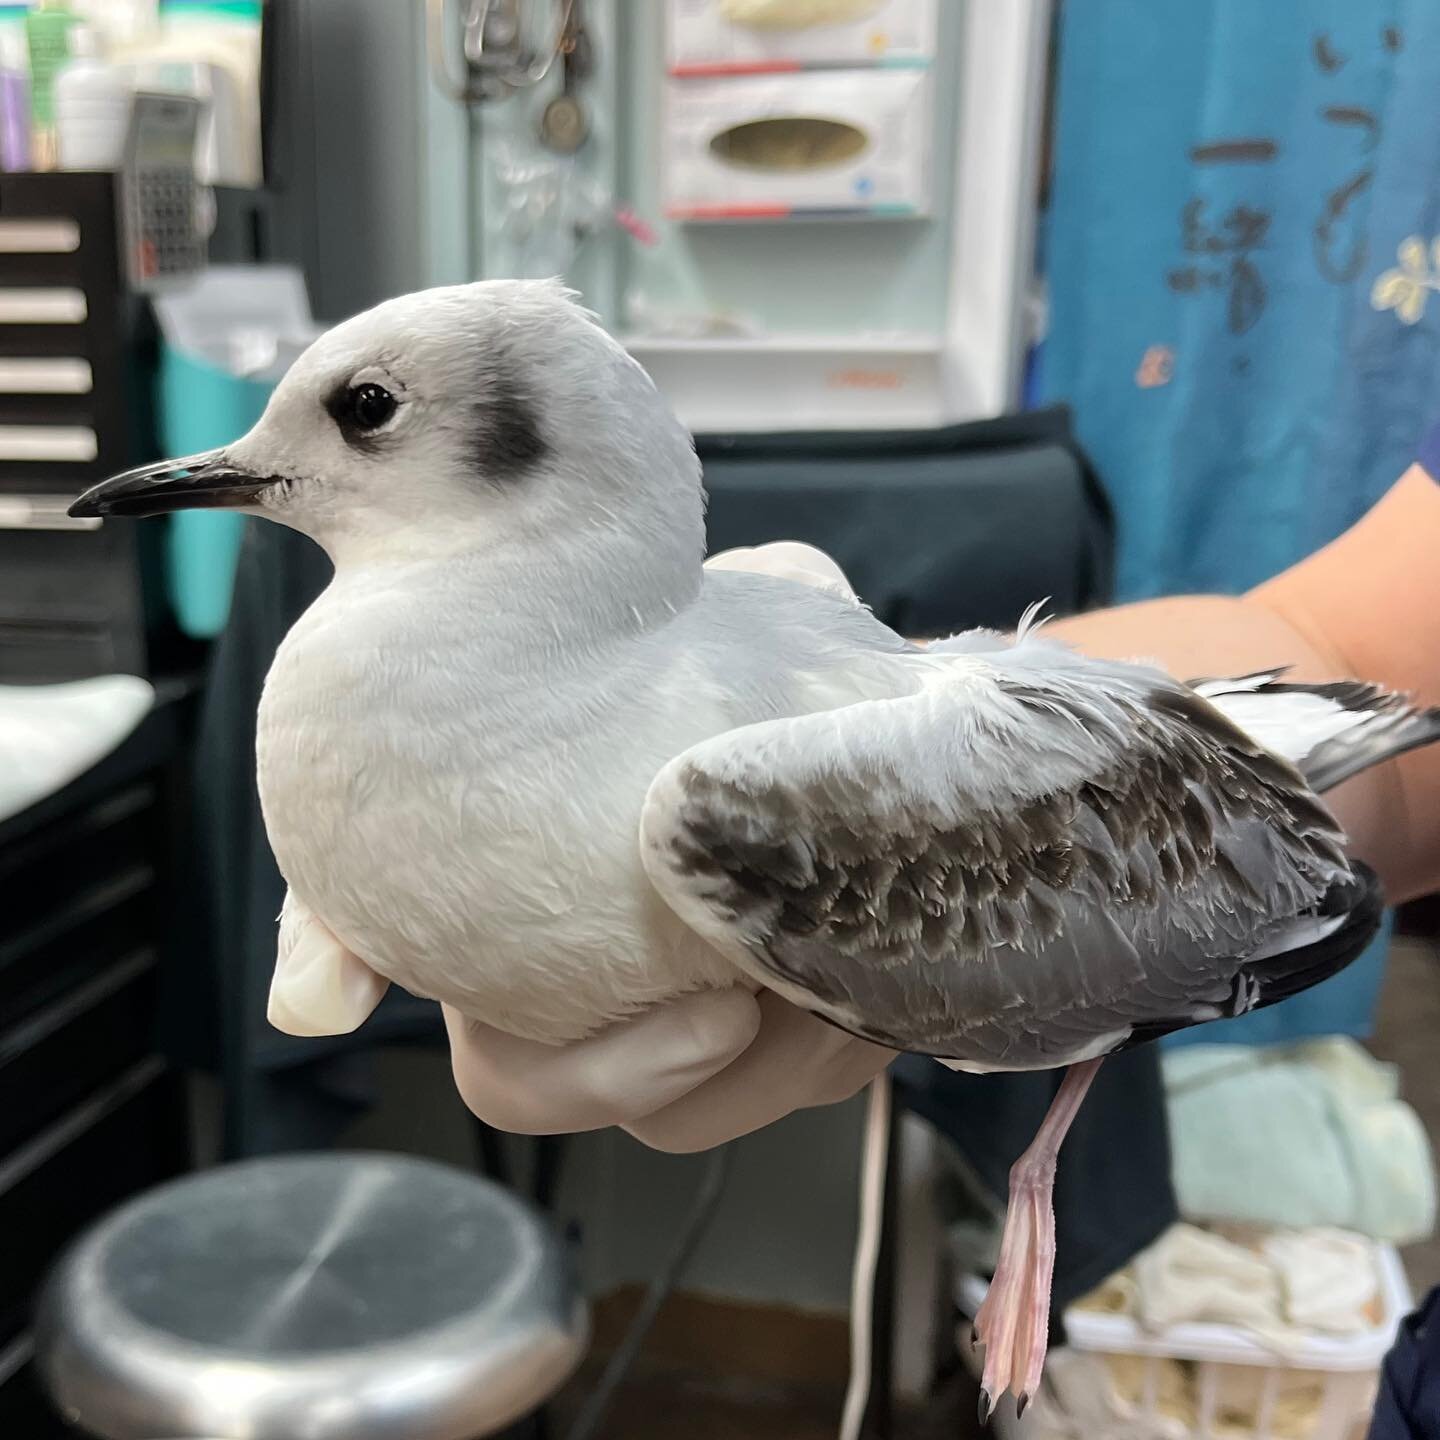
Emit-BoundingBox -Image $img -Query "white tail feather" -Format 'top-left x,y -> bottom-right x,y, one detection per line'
1205,689 -> 1376,764
1196,675 -> 1440,793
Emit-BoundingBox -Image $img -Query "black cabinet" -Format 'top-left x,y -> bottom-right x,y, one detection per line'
0,689 -> 193,1425
0,172 -> 149,681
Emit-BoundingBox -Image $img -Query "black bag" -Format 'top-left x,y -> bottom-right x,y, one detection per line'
701,406 -> 1113,633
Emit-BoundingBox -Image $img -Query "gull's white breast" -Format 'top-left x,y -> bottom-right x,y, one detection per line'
255,581 -> 751,1042
255,562 -> 914,1042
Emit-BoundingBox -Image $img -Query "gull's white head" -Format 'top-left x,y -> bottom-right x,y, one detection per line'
72,280 -> 704,594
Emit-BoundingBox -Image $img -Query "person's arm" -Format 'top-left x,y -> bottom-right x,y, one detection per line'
448,467 -> 1440,1151
1050,464 -> 1440,903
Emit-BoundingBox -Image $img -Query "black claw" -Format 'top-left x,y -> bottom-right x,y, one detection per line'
1017,1392 -> 1030,1419
978,1387 -> 993,1426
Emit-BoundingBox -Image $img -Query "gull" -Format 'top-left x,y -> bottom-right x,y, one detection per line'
71,280 -> 1440,1413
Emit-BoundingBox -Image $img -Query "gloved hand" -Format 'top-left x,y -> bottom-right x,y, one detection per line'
443,540 -> 897,1150
445,988 -> 894,1150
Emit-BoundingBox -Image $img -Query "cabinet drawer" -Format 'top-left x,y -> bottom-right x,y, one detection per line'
0,1061 -> 183,1345
0,782 -> 158,936
0,954 -> 157,1155
0,523 -> 145,680
0,526 -> 138,613
0,618 -> 136,683
0,869 -> 156,1032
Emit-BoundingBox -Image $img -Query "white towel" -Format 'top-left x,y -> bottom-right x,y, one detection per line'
0,676 -> 154,823
1095,1223 -> 1381,1356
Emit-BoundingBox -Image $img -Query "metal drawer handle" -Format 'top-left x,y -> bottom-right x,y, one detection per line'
0,357 -> 93,394
0,287 -> 87,323
0,423 -> 97,461
0,218 -> 80,254
0,494 -> 101,530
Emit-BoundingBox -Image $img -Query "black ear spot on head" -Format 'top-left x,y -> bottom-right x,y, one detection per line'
475,361 -> 547,481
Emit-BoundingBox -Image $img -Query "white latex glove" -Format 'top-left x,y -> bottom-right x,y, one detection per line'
268,889 -> 390,1036
443,541 -> 897,1150
446,988 -> 894,1147
702,540 -> 860,604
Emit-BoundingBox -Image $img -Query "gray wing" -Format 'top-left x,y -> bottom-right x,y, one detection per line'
639,637 -> 1362,1070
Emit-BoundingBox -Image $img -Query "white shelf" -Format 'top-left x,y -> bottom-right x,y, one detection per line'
625,333 -> 969,432
622,333 -> 943,355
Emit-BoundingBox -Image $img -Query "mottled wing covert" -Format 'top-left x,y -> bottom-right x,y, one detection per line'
640,642 -> 1362,1069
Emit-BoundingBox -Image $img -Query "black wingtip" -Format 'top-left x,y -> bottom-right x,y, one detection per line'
1119,862 -> 1384,1052
1244,861 -> 1385,1008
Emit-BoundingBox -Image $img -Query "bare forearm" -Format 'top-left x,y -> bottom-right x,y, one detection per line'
1048,593 -> 1329,688
1050,467 -> 1440,902
1049,593 -> 1407,895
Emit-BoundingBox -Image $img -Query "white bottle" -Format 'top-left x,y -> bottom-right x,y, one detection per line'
54,25 -> 131,171
75,0 -> 158,51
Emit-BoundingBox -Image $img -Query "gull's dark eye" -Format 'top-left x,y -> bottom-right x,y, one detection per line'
327,380 -> 399,441
346,383 -> 396,431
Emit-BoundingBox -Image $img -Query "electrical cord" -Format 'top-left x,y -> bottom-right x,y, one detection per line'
563,1143 -> 734,1440
840,1069 -> 894,1440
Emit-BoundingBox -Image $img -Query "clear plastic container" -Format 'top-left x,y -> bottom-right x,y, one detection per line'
957,1243 -> 1412,1440
150,265 -> 318,638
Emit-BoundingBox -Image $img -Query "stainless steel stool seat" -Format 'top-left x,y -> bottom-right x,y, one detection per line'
35,1152 -> 588,1440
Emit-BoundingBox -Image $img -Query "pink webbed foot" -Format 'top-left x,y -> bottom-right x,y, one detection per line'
973,1153 -> 1057,1420
972,1058 -> 1102,1423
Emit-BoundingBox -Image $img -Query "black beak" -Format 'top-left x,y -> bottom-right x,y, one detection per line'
68,451 -> 282,519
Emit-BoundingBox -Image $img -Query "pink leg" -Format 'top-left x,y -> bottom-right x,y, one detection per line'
973,1058 -> 1102,1422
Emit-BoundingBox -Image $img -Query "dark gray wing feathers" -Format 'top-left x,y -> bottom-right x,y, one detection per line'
643,655 -> 1363,1069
